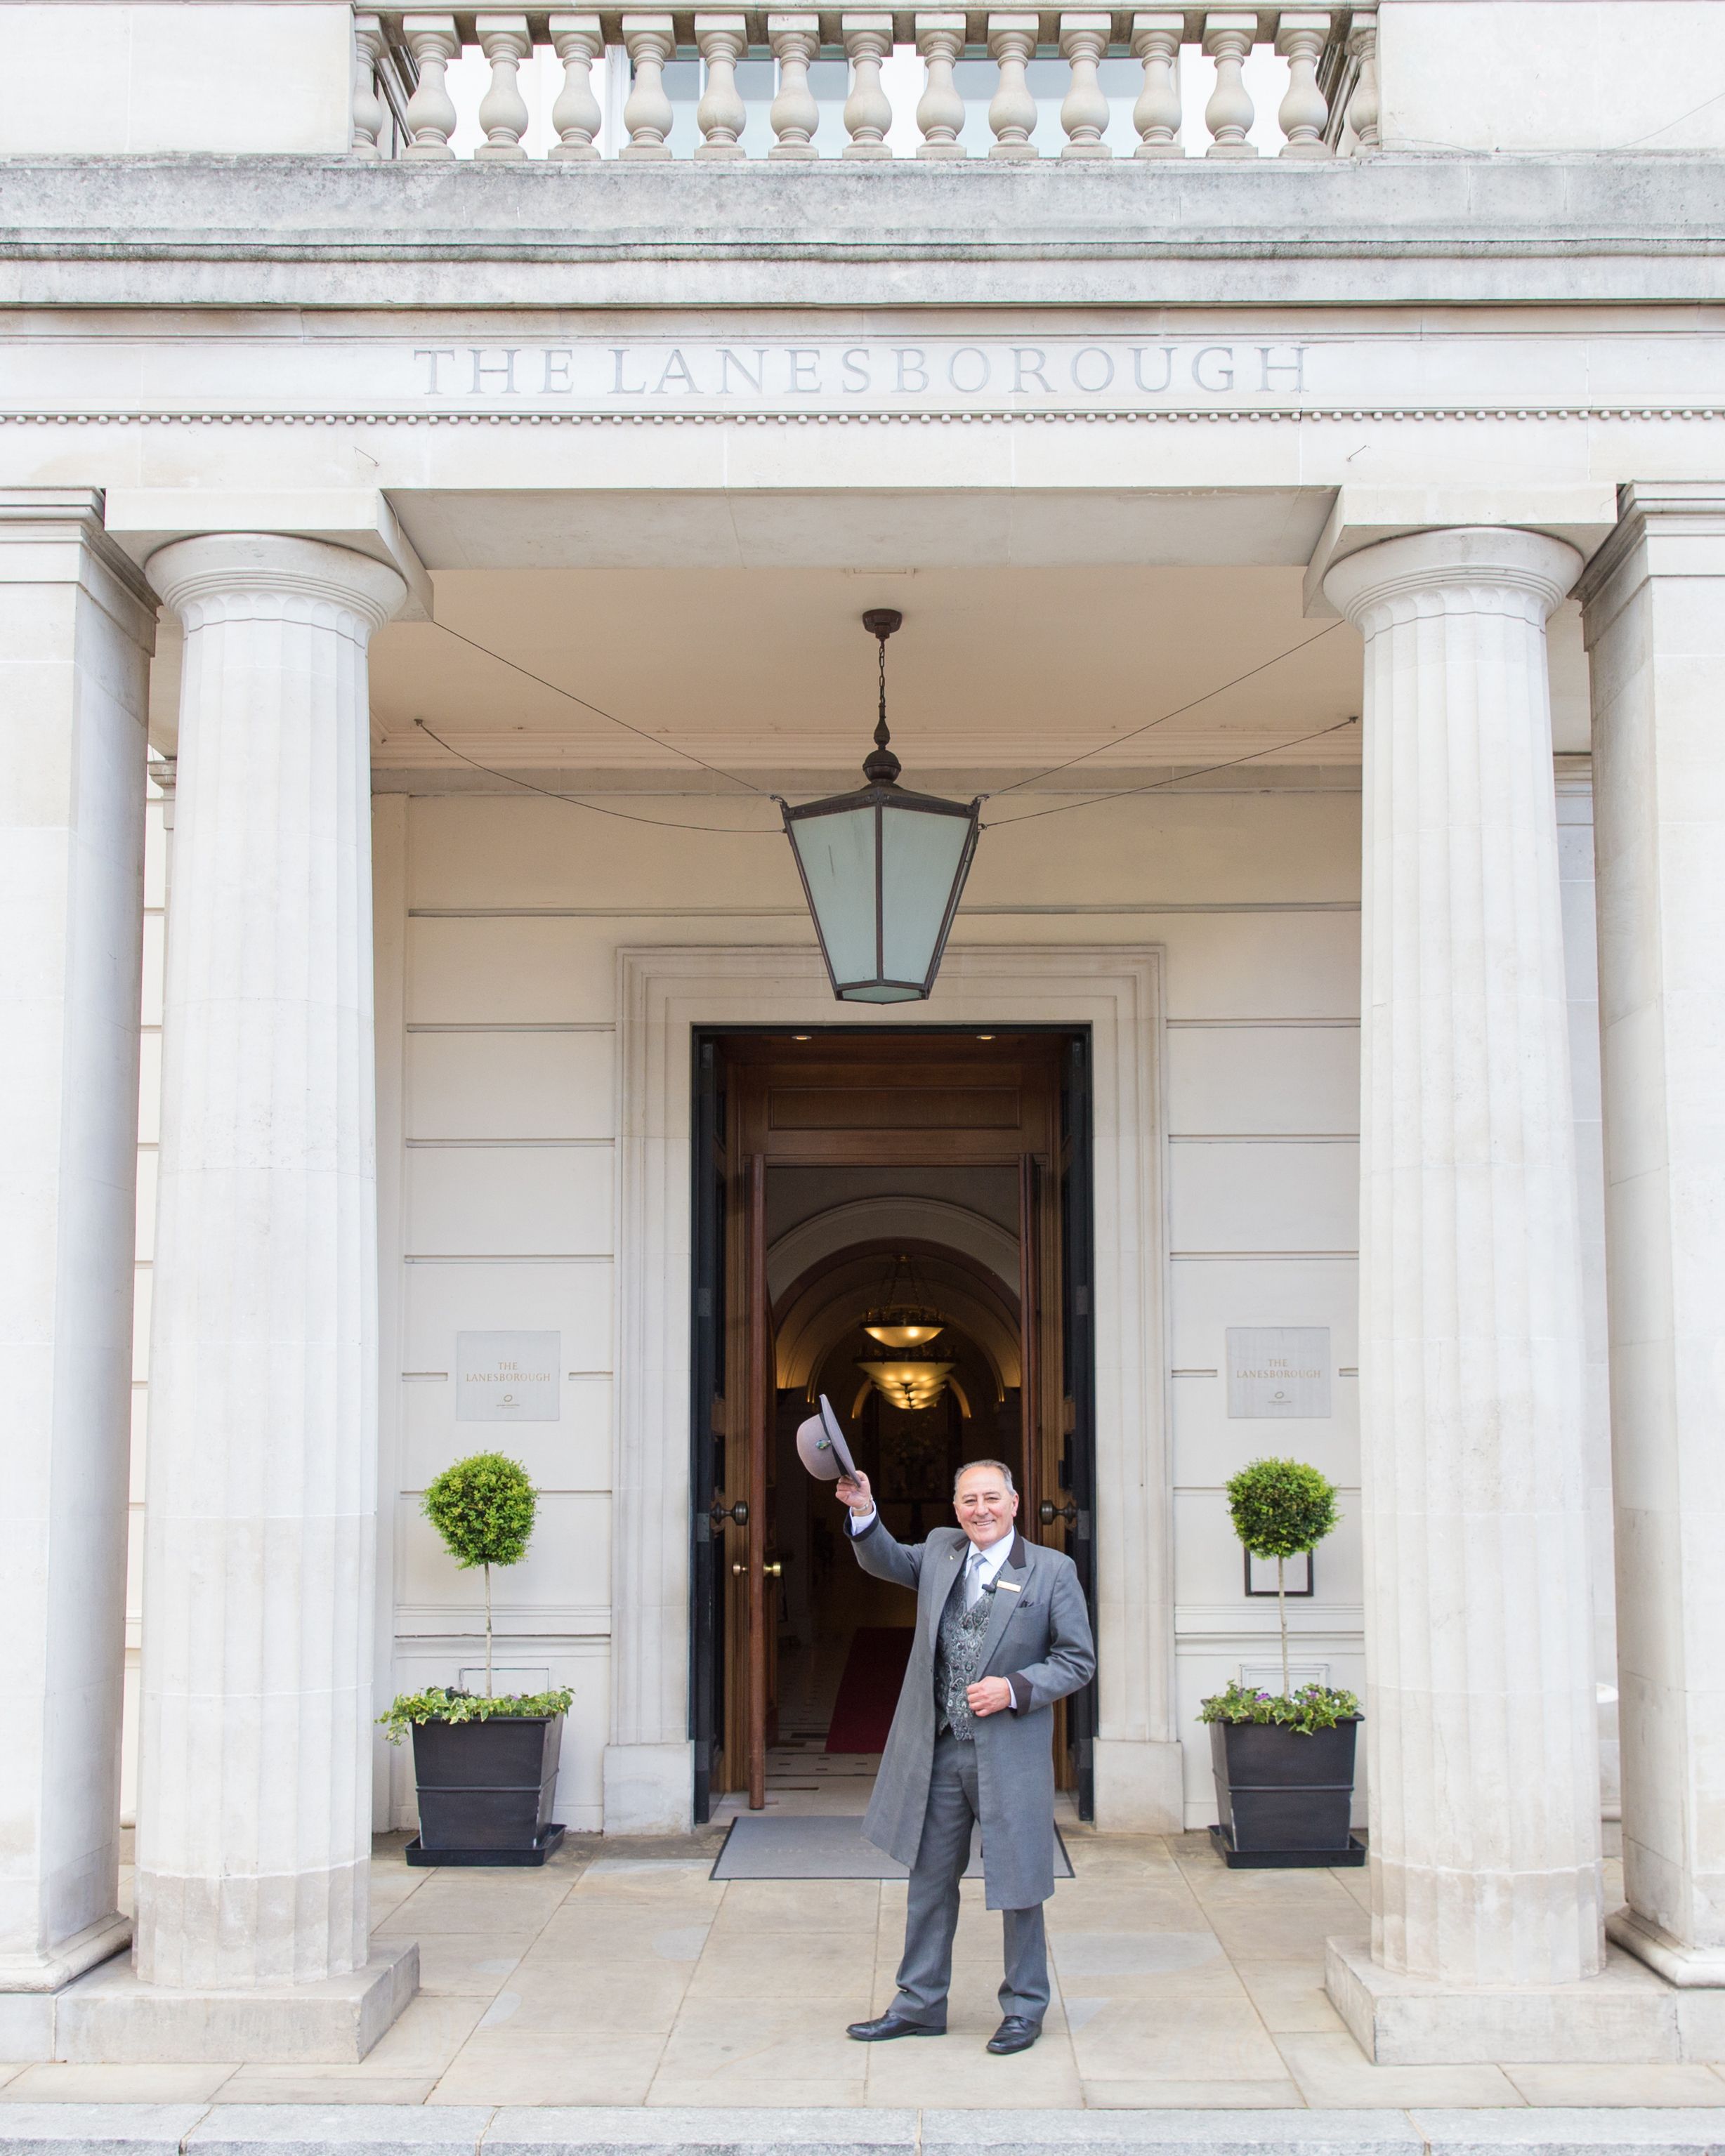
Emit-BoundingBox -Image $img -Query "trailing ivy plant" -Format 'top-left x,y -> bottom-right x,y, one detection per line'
1198,1679 -> 1358,1736
1198,1456 -> 1351,1728
379,1685 -> 574,1744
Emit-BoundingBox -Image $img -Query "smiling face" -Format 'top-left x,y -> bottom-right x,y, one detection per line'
953,1463 -> 1020,1550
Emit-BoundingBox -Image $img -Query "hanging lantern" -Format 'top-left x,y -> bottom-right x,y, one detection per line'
781,610 -> 981,1005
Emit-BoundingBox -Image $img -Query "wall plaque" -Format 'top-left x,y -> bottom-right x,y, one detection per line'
1226,1327 -> 1330,1419
456,1330 -> 560,1424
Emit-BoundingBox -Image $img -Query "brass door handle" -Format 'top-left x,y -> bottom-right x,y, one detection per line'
710,1498 -> 750,1527
1039,1500 -> 1078,1526
733,1560 -> 783,1577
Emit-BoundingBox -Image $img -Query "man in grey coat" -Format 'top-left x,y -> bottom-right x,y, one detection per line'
834,1457 -> 1096,2054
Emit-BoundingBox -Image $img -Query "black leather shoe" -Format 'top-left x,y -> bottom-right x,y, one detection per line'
986,2016 -> 1042,2054
847,2012 -> 945,2042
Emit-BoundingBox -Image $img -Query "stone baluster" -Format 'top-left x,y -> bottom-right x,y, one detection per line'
1323,527 -> 1604,2011
137,534 -> 409,1997
1202,9 -> 1257,156
351,13 -> 387,156
474,15 -> 532,159
621,15 -> 676,157
1130,11 -> 1183,155
1058,11 -> 1112,157
1346,2 -> 1379,149
1275,9 -> 1331,155
987,13 -> 1039,157
768,13 -> 821,158
693,14 -> 749,157
841,13 -> 894,155
549,13 -> 604,157
914,13 -> 968,157
400,15 -> 459,157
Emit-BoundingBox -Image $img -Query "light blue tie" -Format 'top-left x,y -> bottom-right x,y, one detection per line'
965,1547 -> 986,1611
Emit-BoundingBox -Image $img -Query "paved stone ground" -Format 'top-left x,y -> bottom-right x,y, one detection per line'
1,1831 -> 1719,2110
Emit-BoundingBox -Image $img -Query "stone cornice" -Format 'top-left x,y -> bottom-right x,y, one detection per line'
6,153 -> 1725,308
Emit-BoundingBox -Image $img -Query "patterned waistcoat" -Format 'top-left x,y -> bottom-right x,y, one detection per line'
934,1576 -> 993,1742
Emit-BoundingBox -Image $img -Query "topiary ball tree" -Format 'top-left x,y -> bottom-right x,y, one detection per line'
1226,1457 -> 1340,1700
423,1452 -> 538,1699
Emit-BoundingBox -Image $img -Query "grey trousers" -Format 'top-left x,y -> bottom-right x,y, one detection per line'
891,1731 -> 1050,2030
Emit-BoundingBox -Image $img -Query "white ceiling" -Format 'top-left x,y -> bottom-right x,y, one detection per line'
368,560 -> 1371,787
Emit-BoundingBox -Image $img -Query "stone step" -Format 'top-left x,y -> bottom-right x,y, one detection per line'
6,2107 -> 1725,2156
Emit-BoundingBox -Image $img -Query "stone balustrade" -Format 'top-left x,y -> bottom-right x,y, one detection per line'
353,4 -> 1377,159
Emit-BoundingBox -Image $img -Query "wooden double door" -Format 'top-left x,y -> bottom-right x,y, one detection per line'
689,1027 -> 1097,1821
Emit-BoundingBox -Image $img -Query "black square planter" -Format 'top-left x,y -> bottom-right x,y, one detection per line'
406,1713 -> 566,1867
1209,1716 -> 1363,1867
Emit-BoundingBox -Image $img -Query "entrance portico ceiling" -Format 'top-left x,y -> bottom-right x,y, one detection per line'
367,554 -> 1590,791
369,485 -> 1394,789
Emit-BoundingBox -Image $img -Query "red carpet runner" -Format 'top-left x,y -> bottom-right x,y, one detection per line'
825,1627 -> 914,1753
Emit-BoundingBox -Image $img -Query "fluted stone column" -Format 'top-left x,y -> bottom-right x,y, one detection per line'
132,536 -> 409,2011
0,493 -> 152,2051
1580,485 -> 1725,1990
1324,530 -> 1606,2032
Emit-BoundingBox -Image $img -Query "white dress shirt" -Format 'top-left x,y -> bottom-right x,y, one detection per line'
846,1506 -> 1024,1708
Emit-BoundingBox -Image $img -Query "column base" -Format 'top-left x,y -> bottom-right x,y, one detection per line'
5,1939 -> 419,2065
603,1740 -> 693,1834
1325,1936 -> 1699,2064
1609,1907 -> 1725,1987
1091,1737 -> 1186,1834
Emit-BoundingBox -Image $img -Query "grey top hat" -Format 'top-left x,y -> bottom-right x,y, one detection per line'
795,1395 -> 858,1482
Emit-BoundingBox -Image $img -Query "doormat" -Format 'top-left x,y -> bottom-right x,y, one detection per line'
825,1626 -> 914,1752
710,1813 -> 1075,1881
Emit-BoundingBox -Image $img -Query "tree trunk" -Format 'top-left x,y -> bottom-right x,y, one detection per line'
1278,1554 -> 1290,1698
485,1560 -> 494,1696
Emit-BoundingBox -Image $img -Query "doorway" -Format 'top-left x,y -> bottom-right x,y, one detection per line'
690,1027 -> 1096,1825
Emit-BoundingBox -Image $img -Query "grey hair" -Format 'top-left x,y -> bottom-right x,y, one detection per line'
953,1459 -> 1016,1496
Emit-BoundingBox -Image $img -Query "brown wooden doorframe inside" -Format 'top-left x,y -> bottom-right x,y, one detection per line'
696,1027 -> 1088,1810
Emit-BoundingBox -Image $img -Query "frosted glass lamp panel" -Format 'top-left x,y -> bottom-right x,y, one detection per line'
880,811 -> 972,986
789,806 -> 878,987
809,58 -> 851,154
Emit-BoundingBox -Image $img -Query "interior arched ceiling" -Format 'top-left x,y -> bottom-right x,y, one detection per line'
767,1195 -> 1018,1301
776,1242 -> 1021,1395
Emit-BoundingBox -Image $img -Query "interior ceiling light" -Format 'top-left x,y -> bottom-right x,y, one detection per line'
780,610 -> 982,1005
856,1356 -> 956,1414
862,1251 -> 947,1350
858,1254 -> 953,1409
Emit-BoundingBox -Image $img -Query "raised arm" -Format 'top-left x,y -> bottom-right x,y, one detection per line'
834,1468 -> 921,1591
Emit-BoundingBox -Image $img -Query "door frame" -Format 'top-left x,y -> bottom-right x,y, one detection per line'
608,943 -> 1181,1838
695,1026 -> 1076,1815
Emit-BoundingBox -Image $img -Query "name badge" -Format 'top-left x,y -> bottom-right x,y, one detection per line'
996,1580 -> 1023,1593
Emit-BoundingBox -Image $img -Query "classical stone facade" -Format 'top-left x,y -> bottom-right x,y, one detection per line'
3,0 -> 1725,2077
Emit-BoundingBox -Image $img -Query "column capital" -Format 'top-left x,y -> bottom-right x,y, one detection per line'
0,487 -> 157,638
145,532 -> 407,638
1577,481 -> 1725,634
1323,525 -> 1582,631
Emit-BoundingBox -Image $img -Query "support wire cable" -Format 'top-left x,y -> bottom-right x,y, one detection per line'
991,621 -> 1346,798
983,716 -> 1361,830
427,618 -> 774,798
410,718 -> 783,834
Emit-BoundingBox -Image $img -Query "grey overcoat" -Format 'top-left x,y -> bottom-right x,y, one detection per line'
851,1518 -> 1096,1911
